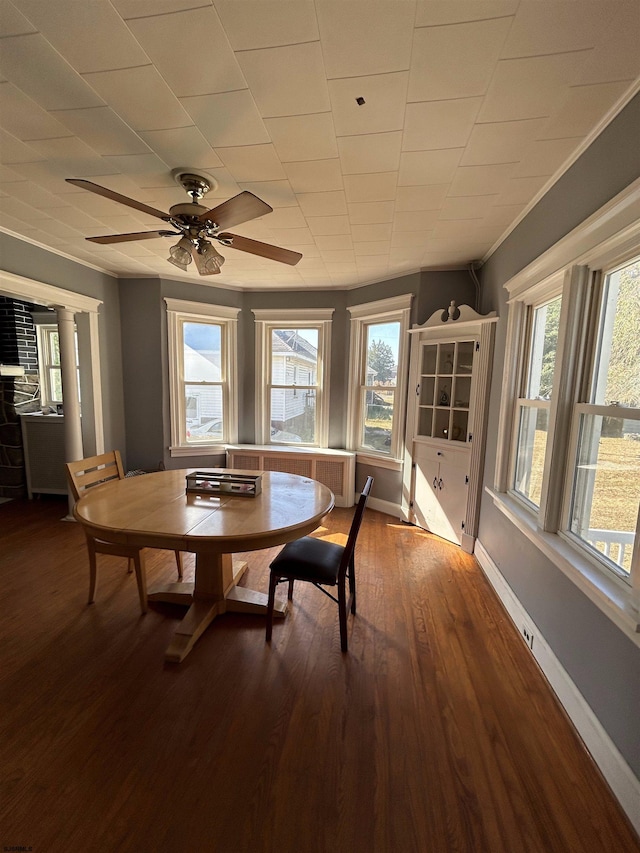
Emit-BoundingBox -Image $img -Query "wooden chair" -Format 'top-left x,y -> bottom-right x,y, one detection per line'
66,451 -> 183,614
266,476 -> 374,652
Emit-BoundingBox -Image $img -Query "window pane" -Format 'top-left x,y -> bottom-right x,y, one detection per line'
50,367 -> 62,402
270,388 -> 315,442
366,322 -> 399,385
514,405 -> 548,506
183,322 -> 221,382
526,296 -> 561,399
570,414 -> 639,575
594,257 -> 640,407
185,384 -> 223,443
363,388 -> 394,451
271,329 -> 318,386
51,331 -> 60,366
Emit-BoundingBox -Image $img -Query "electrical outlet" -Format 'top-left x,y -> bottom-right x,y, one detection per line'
522,625 -> 534,650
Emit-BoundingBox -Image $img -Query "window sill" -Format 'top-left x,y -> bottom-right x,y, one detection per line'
170,444 -> 227,458
354,451 -> 403,471
487,488 -> 640,643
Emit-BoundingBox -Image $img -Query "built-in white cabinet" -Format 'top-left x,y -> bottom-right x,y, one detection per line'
403,305 -> 497,552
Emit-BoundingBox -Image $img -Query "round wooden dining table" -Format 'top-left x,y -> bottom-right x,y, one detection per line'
73,468 -> 335,662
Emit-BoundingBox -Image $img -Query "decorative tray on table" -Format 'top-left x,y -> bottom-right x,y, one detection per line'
186,471 -> 262,498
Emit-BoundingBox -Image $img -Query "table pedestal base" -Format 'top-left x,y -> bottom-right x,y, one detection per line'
147,556 -> 287,663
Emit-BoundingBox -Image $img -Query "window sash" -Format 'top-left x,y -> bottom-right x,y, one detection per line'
562,404 -> 640,580
508,291 -> 562,511
511,399 -> 550,509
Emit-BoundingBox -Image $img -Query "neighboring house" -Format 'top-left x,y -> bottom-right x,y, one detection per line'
183,345 -> 222,434
270,329 -> 317,435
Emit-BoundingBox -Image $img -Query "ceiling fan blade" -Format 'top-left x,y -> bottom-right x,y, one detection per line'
86,230 -> 175,244
191,246 -> 221,276
66,179 -> 170,221
218,232 -> 302,266
198,191 -> 272,230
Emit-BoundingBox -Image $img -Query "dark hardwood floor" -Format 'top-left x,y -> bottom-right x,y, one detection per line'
0,495 -> 637,853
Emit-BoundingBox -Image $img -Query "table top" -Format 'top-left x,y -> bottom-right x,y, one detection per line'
73,468 -> 335,555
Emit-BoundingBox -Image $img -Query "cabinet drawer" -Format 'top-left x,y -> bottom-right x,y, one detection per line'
414,442 -> 469,470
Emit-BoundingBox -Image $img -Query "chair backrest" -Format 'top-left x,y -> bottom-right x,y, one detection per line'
338,476 -> 374,579
65,450 -> 125,502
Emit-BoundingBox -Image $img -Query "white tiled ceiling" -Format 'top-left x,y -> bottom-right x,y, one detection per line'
0,0 -> 638,290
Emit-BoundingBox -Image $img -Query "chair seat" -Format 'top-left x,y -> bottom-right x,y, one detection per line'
270,536 -> 344,586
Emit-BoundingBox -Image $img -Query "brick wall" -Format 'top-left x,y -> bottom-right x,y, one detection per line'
0,296 -> 39,370
0,298 -> 42,498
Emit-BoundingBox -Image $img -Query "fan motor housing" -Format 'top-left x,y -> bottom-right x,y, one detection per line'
169,202 -> 208,218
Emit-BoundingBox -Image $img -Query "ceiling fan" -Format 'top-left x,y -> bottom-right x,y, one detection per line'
65,170 -> 302,276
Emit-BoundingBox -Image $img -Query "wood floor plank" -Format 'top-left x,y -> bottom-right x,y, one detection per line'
0,496 -> 637,853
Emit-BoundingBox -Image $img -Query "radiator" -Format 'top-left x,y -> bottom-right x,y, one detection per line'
226,445 -> 355,507
20,414 -> 68,498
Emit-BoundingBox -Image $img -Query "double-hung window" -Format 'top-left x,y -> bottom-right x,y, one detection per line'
493,185 -> 640,635
512,292 -> 562,508
565,256 -> 639,579
165,299 -> 239,455
347,295 -> 412,464
33,315 -> 79,407
253,309 -> 333,446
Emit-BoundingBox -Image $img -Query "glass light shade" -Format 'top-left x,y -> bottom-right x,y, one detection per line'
167,254 -> 188,271
168,237 -> 193,267
199,241 -> 225,273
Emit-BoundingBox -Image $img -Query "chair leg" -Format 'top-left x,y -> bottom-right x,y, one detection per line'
87,539 -> 98,605
338,578 -> 348,653
348,555 -> 356,615
288,579 -> 295,600
174,550 -> 183,581
133,550 -> 148,615
127,557 -> 134,574
266,572 -> 278,642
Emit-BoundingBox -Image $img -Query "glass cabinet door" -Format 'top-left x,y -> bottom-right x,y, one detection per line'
417,339 -> 475,442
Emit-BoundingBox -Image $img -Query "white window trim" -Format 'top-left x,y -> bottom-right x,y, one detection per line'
491,179 -> 640,641
253,308 -> 333,447
347,294 -> 412,468
165,298 -> 239,456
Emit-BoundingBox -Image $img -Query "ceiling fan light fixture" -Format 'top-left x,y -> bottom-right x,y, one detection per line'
168,236 -> 193,267
198,240 -> 225,273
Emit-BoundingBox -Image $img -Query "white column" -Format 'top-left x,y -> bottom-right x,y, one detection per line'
56,307 -> 83,511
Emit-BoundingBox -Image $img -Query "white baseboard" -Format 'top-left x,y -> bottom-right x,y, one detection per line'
359,495 -> 401,518
475,539 -> 640,835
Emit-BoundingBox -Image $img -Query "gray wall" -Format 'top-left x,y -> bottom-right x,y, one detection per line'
0,231 -> 127,459
478,93 -> 640,778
